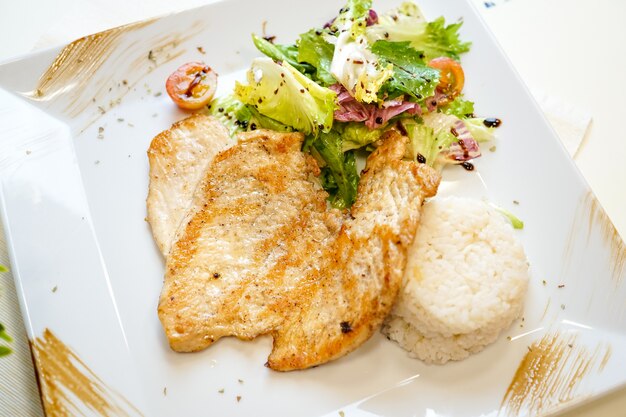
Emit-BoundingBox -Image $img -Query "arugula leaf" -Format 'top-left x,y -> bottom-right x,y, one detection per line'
313,130 -> 359,209
298,30 -> 336,86
370,40 -> 440,100
440,96 -> 475,118
251,34 -> 313,74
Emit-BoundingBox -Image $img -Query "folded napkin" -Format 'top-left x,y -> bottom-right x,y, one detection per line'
531,88 -> 591,157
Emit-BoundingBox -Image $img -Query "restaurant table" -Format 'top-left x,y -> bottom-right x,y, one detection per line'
0,0 -> 625,416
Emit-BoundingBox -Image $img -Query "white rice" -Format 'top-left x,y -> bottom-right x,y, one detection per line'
382,196 -> 529,364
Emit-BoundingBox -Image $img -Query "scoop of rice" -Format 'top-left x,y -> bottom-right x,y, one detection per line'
382,196 -> 529,364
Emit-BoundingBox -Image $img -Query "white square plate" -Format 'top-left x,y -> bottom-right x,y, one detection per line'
1,1 -> 625,416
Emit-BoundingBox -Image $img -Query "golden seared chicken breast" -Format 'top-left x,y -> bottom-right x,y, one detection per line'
147,114 -> 231,256
151,124 -> 439,371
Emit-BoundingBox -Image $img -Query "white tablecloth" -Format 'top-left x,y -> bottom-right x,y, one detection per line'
1,0 -> 625,415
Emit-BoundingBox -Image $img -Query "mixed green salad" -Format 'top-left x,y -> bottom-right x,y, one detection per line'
201,0 -> 498,208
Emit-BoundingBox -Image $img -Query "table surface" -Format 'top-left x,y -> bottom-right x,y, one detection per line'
0,0 -> 625,416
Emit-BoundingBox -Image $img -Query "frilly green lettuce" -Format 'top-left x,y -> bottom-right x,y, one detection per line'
330,31 -> 392,103
366,1 -> 470,60
235,57 -> 336,136
330,0 -> 373,39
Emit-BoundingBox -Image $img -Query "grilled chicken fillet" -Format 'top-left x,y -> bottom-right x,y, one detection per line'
147,114 -> 231,256
152,123 -> 439,371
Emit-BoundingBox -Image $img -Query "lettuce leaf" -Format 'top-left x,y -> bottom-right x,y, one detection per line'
421,17 -> 471,60
401,118 -> 439,166
366,2 -> 471,60
330,31 -> 393,103
331,0 -> 373,38
328,0 -> 393,103
490,203 -> 524,229
335,122 -> 387,151
235,58 -> 336,136
210,95 -> 293,136
401,113 -> 482,169
313,130 -> 359,209
439,95 -> 475,118
208,95 -> 247,136
251,34 -> 312,74
370,40 -> 440,100
464,118 -> 496,142
298,30 -> 336,86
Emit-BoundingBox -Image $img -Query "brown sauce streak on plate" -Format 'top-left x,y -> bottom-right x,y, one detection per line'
500,332 -> 611,416
561,192 -> 626,286
599,345 -> 612,372
32,329 -> 143,417
586,193 -> 626,284
28,19 -> 204,123
540,298 -> 551,321
32,20 -> 153,100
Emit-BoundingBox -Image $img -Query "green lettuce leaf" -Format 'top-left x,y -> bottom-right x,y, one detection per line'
208,95 -> 247,136
395,1 -> 423,17
298,30 -> 336,86
370,40 -> 440,100
313,130 -> 359,209
366,2 -> 471,60
421,17 -> 471,60
209,95 -> 293,136
401,115 -> 463,168
490,203 -> 524,229
331,0 -> 373,38
335,122 -> 387,151
247,107 -> 293,132
439,96 -> 475,118
234,57 -> 337,136
251,34 -> 312,74
464,118 -> 496,142
401,118 -> 438,166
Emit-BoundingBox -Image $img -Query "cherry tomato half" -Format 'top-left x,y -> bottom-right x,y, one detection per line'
165,62 -> 217,110
428,57 -> 465,99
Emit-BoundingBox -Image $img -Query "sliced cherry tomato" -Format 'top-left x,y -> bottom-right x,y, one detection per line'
428,57 -> 465,99
166,62 -> 217,110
